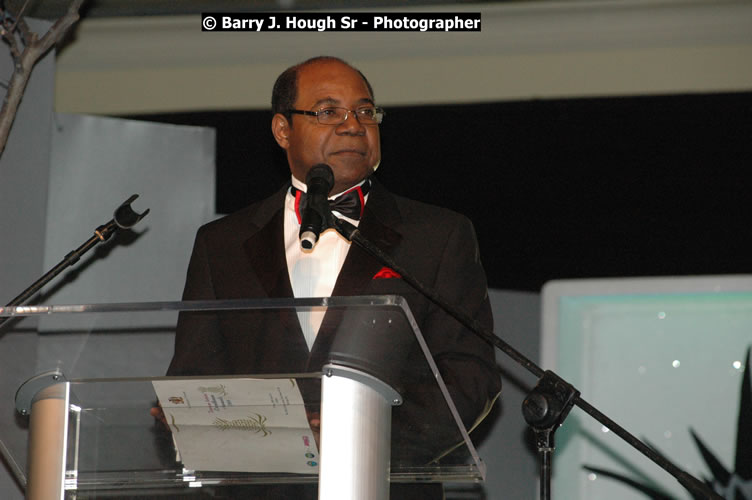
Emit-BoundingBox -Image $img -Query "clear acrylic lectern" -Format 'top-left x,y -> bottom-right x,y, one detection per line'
0,296 -> 487,499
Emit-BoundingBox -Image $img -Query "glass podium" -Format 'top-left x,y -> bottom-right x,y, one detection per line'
0,296 -> 487,499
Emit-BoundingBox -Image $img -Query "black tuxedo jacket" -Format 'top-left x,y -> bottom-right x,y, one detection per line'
167,178 -> 500,499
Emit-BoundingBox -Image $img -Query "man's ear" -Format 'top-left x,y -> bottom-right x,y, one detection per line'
271,113 -> 291,149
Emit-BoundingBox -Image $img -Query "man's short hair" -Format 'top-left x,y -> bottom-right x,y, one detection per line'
271,56 -> 375,124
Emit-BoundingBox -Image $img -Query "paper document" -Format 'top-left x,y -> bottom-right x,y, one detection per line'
152,378 -> 319,473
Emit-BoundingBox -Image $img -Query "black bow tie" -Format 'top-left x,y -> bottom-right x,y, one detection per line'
291,179 -> 371,222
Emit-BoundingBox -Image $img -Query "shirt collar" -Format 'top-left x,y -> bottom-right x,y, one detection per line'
290,175 -> 369,200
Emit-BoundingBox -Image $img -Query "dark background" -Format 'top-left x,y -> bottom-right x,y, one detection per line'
135,91 -> 752,291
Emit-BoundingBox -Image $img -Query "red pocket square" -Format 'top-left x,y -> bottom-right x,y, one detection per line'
373,267 -> 401,279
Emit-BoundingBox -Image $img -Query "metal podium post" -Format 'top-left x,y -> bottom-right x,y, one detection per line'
318,364 -> 402,500
16,371 -> 70,500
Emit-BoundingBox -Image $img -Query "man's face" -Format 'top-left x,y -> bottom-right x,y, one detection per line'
272,60 -> 381,195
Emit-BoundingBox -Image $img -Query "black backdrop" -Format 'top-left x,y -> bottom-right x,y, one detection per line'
134,91 -> 752,291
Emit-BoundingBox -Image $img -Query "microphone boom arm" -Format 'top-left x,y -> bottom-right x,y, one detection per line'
1,194 -> 149,326
330,215 -> 721,500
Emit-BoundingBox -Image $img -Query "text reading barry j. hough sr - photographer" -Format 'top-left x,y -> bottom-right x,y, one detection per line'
201,13 -> 481,32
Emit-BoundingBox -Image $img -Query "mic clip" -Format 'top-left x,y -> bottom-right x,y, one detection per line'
96,194 -> 151,242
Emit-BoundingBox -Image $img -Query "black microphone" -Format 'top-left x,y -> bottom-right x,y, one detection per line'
299,164 -> 334,250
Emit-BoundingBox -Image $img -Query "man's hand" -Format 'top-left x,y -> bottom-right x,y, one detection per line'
150,404 -> 168,428
306,409 -> 321,450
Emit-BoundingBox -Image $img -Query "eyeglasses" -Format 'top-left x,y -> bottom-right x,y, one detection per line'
289,106 -> 385,125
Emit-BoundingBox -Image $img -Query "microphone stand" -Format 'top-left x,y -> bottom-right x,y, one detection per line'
0,194 -> 149,328
329,214 -> 721,500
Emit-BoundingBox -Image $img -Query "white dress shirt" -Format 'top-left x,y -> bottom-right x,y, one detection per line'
284,176 -> 367,350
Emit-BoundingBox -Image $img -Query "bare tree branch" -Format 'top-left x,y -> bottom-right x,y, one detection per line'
8,0 -> 32,34
1,23 -> 23,66
16,17 -> 35,46
0,0 -> 86,158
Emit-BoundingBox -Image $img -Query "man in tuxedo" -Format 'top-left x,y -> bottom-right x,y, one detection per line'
167,56 -> 500,499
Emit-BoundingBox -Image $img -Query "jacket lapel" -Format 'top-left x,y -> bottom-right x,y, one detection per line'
241,186 -> 307,361
242,186 -> 295,299
330,179 -> 403,297
310,179 -> 403,368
